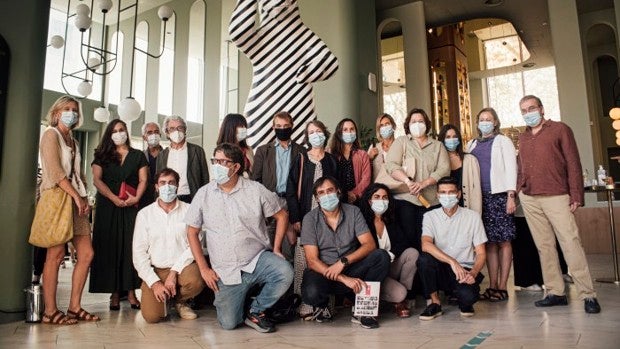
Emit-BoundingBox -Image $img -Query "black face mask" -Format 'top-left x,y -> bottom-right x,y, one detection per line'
275,127 -> 293,141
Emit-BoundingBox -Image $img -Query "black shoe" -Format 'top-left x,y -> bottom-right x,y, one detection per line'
460,305 -> 475,317
534,294 -> 568,307
310,307 -> 332,323
584,298 -> 601,314
244,312 -> 275,333
419,303 -> 442,320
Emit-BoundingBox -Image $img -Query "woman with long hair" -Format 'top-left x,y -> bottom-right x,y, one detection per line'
216,113 -> 254,177
329,118 -> 371,204
38,95 -> 98,324
360,183 -> 418,318
466,108 -> 517,302
90,119 -> 148,310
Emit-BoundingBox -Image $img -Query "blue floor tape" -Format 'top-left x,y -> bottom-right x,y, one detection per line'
460,331 -> 493,349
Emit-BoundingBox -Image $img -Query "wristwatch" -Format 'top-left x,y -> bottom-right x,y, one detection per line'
340,257 -> 349,267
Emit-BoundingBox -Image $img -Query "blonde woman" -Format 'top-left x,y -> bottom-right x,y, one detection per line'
38,96 -> 98,324
369,113 -> 397,182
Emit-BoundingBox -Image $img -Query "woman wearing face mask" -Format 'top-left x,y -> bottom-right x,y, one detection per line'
90,119 -> 148,310
369,113 -> 397,182
216,113 -> 254,177
286,120 -> 338,318
466,108 -> 517,302
385,108 -> 450,251
329,118 -> 371,205
37,96 -> 98,324
360,183 -> 418,318
437,124 -> 482,213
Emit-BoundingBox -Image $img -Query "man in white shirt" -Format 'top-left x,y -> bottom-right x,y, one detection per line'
417,177 -> 487,320
133,168 -> 205,323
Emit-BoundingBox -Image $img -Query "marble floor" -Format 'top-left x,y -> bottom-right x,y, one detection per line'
1,254 -> 619,349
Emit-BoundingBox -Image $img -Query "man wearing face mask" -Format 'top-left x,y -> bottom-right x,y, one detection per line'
132,168 -> 205,323
517,95 -> 600,314
186,143 -> 293,333
156,116 -> 209,203
417,177 -> 487,320
251,111 -> 305,253
141,122 -> 163,206
300,176 -> 390,329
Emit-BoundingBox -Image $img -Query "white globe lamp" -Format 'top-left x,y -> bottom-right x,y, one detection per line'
97,0 -> 113,13
75,14 -> 92,32
77,80 -> 92,97
50,35 -> 64,49
118,97 -> 142,122
158,6 -> 174,21
75,3 -> 90,16
94,106 -> 110,123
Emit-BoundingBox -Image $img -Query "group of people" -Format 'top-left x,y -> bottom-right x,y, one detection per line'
35,93 -> 601,332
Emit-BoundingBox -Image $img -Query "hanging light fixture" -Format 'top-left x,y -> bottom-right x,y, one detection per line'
93,105 -> 110,123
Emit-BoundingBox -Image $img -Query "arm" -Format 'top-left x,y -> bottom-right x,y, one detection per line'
285,154 -> 303,225
92,164 -> 126,207
228,0 -> 259,55
468,243 -> 487,279
124,165 -> 148,206
197,146 -> 210,186
423,143 -> 450,188
560,125 -> 585,209
250,146 -> 265,183
500,136 -> 518,214
350,151 -> 372,199
385,137 -> 416,191
131,211 -> 160,288
421,235 -> 468,282
187,225 -> 219,292
271,208 -> 288,257
303,244 -> 365,293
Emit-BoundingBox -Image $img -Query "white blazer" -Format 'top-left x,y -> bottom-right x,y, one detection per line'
466,134 -> 517,194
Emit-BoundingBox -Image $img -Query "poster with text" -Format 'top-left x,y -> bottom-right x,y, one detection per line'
354,281 -> 380,317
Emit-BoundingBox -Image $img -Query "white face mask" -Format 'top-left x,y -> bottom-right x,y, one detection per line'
169,131 -> 185,144
409,122 -> 426,138
370,199 -> 389,215
236,127 -> 248,142
438,194 -> 459,209
212,163 -> 232,185
111,131 -> 127,145
158,184 -> 177,203
146,134 -> 160,147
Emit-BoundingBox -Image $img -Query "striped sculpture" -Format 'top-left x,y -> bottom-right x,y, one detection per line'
229,0 -> 339,148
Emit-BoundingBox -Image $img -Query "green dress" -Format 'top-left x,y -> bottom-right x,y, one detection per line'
89,148 -> 148,293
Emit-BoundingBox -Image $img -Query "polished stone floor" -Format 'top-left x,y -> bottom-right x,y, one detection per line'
1,254 -> 619,348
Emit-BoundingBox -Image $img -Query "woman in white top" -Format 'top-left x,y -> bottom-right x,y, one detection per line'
38,96 -> 98,324
466,107 -> 517,302
369,113 -> 397,182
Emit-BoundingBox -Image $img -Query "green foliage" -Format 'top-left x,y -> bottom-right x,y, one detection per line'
358,125 -> 377,150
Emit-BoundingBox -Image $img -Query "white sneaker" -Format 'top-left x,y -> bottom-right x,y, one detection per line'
175,302 -> 197,320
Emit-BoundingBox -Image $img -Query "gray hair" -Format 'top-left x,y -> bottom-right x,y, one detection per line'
141,122 -> 160,135
163,115 -> 187,133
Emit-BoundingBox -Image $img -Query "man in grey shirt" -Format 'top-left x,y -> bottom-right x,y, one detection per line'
417,177 -> 487,320
301,176 -> 390,329
186,143 -> 293,333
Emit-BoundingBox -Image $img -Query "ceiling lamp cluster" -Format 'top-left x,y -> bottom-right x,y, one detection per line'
48,0 -> 174,123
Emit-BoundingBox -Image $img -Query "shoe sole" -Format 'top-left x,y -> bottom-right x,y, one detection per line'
350,316 -> 360,324
535,301 -> 568,307
244,318 -> 275,333
460,312 -> 475,317
419,312 -> 443,321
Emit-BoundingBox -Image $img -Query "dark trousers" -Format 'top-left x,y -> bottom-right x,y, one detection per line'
33,247 -> 47,276
302,249 -> 390,307
417,252 -> 484,309
395,200 -> 439,251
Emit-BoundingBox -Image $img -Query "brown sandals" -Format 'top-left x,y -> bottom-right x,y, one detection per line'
42,310 -> 78,325
67,308 -> 101,321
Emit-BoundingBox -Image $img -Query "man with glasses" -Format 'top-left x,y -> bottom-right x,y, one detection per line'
251,111 -> 305,254
140,122 -> 163,206
517,95 -> 601,314
300,176 -> 390,329
186,143 -> 293,333
156,115 -> 209,203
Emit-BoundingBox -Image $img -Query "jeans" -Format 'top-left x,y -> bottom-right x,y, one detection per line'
214,251 -> 294,330
302,249 -> 390,307
417,252 -> 484,309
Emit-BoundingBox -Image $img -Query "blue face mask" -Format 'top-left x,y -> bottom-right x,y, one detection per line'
341,132 -> 357,144
308,132 -> 326,148
379,125 -> 394,139
523,111 -> 542,127
438,194 -> 459,209
212,164 -> 232,185
319,193 -> 340,211
478,121 -> 494,135
370,199 -> 389,215
60,111 -> 79,128
158,184 -> 177,203
444,138 -> 460,152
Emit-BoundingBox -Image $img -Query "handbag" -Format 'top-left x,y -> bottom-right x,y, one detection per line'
29,186 -> 74,248
118,181 -> 138,207
374,138 -> 414,194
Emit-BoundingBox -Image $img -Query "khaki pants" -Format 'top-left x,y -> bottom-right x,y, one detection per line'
519,193 -> 596,299
140,263 -> 205,323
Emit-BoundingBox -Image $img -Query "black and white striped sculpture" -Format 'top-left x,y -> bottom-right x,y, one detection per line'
229,0 -> 339,148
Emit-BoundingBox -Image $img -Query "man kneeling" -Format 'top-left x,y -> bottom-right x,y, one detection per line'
301,176 -> 390,329
417,177 -> 487,320
133,168 -> 205,323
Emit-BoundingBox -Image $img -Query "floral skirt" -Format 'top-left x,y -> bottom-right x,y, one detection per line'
481,192 -> 516,243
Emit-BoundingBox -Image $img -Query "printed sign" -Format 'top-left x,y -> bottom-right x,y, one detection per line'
354,281 -> 380,317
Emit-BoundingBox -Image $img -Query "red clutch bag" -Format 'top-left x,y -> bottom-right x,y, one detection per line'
118,182 -> 138,207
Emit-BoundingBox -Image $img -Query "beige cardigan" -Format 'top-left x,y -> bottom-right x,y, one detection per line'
462,153 -> 482,214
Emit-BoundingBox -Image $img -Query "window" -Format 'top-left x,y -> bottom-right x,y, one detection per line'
186,1 -> 205,123
158,13 -> 175,115
107,31 -> 124,105
133,21 -> 148,109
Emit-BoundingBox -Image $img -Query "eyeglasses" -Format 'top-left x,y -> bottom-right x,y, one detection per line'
521,106 -> 540,114
167,126 -> 187,132
210,158 -> 234,166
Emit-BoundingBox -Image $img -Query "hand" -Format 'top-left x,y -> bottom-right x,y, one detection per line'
341,276 -> 365,293
368,146 -> 378,160
123,193 -> 139,207
74,196 -> 90,216
347,192 -> 357,203
409,181 -> 423,196
113,196 -> 126,208
293,222 -> 302,234
324,261 -> 345,281
449,261 -> 468,283
273,249 -> 285,259
151,281 -> 171,302
164,272 -> 177,298
460,272 -> 476,285
200,267 -> 220,292
506,196 -> 516,215
570,201 -> 580,213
